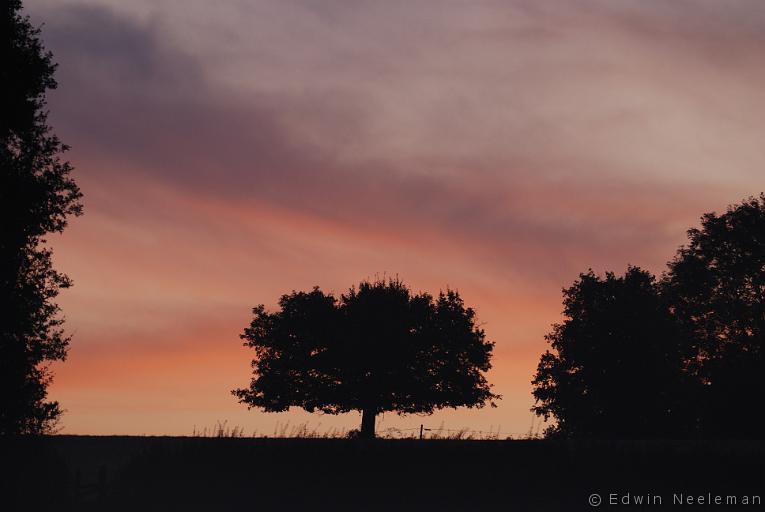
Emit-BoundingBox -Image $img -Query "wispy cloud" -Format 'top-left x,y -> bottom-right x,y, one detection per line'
26,0 -> 765,434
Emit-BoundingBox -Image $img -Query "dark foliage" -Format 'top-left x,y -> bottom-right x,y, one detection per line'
234,277 -> 499,437
0,0 -> 82,434
532,267 -> 693,438
534,195 -> 765,439
663,194 -> 765,438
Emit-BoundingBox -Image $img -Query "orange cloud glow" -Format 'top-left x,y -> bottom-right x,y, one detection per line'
23,0 -> 765,435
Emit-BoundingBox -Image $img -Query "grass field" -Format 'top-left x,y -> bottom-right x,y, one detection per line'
3,436 -> 763,511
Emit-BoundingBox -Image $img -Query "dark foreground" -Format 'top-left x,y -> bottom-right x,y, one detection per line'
2,436 -> 763,511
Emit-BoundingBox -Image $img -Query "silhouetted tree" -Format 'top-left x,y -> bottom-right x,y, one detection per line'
1,0 -> 82,434
532,267 -> 693,438
234,278 -> 499,438
663,195 -> 765,438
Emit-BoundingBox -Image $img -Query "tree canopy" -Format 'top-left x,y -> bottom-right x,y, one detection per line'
234,278 -> 499,438
533,195 -> 765,439
1,0 -> 82,434
532,267 -> 692,439
663,194 -> 765,438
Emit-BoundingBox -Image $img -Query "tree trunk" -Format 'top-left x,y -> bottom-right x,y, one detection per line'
360,408 -> 376,439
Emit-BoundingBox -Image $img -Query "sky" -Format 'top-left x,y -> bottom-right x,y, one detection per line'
24,0 -> 765,435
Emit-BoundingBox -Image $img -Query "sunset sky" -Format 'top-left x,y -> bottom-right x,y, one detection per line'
26,0 -> 765,435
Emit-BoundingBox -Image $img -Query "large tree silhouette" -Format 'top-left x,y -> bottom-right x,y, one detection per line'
532,267 -> 693,438
1,1 -> 82,434
234,278 -> 498,438
533,195 -> 765,439
663,195 -> 765,438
